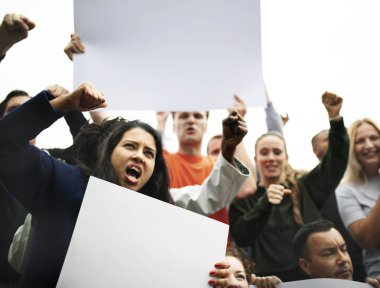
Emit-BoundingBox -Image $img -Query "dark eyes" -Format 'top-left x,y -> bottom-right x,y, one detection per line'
259,149 -> 283,156
124,143 -> 155,158
236,274 -> 247,281
144,151 -> 155,158
178,113 -> 204,119
124,143 -> 135,149
355,135 -> 380,145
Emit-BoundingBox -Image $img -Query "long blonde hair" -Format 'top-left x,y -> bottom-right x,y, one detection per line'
343,118 -> 380,185
255,132 -> 306,225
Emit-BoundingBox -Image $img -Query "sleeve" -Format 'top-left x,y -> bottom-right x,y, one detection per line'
0,91 -> 82,213
335,184 -> 366,229
63,110 -> 87,138
265,101 -> 283,135
170,155 -> 249,215
301,118 -> 349,208
44,111 -> 87,164
228,190 -> 273,247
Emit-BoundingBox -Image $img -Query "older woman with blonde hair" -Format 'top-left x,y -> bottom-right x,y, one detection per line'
336,118 -> 380,278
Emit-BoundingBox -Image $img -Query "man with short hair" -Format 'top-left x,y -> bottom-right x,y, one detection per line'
161,110 -> 230,223
311,129 -> 329,161
311,127 -> 366,282
157,96 -> 256,225
292,219 -> 380,286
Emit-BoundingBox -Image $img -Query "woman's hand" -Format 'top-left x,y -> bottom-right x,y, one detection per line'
267,184 -> 292,205
208,261 -> 230,287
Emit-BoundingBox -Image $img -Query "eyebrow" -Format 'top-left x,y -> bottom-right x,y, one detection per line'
123,139 -> 156,153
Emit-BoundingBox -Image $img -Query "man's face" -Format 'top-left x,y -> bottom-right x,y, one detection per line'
207,137 -> 222,160
313,130 -> 329,161
173,111 -> 207,146
299,228 -> 353,280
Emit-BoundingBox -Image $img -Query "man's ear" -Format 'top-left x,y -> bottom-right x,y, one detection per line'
298,258 -> 312,276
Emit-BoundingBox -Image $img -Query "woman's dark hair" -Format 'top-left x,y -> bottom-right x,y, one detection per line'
74,118 -> 172,204
74,117 -> 127,172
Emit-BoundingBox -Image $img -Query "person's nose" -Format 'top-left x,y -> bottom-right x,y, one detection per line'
336,250 -> 349,265
186,114 -> 196,124
267,151 -> 275,160
364,138 -> 375,149
227,275 -> 239,288
132,148 -> 144,163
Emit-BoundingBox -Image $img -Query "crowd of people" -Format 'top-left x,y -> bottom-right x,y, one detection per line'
0,12 -> 380,288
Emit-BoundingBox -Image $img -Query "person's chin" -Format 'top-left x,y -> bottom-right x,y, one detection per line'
335,270 -> 353,280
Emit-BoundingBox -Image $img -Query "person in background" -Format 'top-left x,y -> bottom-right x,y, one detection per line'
292,219 -> 380,287
206,88 -> 287,199
156,95 -> 257,227
311,128 -> 366,281
208,247 -> 281,287
336,118 -> 380,279
229,91 -> 349,281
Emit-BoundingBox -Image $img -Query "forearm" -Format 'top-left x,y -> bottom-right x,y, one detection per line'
234,142 -> 257,193
0,90 -> 63,144
265,101 -> 283,134
305,118 -> 349,206
350,197 -> 380,250
64,110 -> 87,138
171,155 -> 249,215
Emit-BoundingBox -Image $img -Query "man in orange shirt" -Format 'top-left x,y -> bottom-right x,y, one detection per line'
157,97 -> 256,225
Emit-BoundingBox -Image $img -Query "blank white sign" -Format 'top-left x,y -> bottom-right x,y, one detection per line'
57,176 -> 229,288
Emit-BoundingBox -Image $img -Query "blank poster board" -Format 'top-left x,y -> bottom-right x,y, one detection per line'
73,0 -> 265,111
57,177 -> 229,287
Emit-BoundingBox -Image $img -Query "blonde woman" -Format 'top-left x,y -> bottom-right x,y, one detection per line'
336,118 -> 380,278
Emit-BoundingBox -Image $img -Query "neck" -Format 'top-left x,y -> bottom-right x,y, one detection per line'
364,164 -> 380,178
178,143 -> 202,156
259,174 -> 286,188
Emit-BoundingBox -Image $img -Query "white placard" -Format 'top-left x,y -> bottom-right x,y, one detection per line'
251,278 -> 371,288
73,0 -> 265,111
57,176 -> 229,287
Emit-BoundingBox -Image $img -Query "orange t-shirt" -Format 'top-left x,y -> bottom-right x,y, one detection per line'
163,150 -> 229,225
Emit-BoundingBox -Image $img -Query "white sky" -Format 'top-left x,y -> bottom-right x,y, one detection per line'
1,0 -> 380,171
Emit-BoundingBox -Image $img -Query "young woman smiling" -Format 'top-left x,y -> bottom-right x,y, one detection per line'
229,92 -> 349,281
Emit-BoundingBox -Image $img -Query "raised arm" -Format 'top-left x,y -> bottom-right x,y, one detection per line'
0,13 -> 35,59
171,110 -> 250,214
302,91 -> 348,207
227,95 -> 257,198
0,83 -> 106,212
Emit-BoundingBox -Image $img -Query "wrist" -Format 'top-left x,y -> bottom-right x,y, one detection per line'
329,114 -> 342,122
